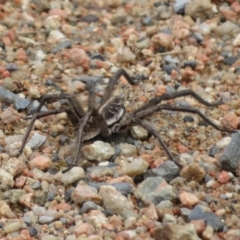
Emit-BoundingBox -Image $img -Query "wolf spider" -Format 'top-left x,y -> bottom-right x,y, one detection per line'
17,69 -> 235,173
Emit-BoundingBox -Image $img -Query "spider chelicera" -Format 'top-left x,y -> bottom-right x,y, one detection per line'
16,69 -> 235,173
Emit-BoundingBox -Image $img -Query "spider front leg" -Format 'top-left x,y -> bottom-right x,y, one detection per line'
36,93 -> 85,120
16,109 -> 66,157
155,104 -> 236,133
62,79 -> 96,173
135,89 -> 223,113
101,68 -> 138,105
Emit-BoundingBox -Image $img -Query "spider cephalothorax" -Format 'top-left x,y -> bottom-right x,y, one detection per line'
16,68 -> 236,173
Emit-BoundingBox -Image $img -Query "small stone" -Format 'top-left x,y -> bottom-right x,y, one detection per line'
124,158 -> 149,177
0,169 -> 14,191
4,221 -> 22,234
153,223 -> 201,240
218,171 -> 230,184
71,181 -> 102,205
8,189 -> 25,204
53,221 -> 63,230
80,201 -> 102,214
135,177 -> 176,205
61,167 -> 84,185
220,132 -> 240,173
215,137 -> 231,149
68,48 -> 90,71
29,155 -> 51,171
0,201 -> 16,218
99,185 -> 135,219
82,141 -> 115,162
124,217 -> 137,228
180,162 -> 205,182
2,157 -> 25,177
119,143 -> 137,157
15,176 -> 27,188
39,216 -> 54,224
151,32 -> 173,48
150,161 -> 180,182
179,192 -> 199,208
19,193 -> 33,208
29,227 -> 38,237
27,133 -> 47,149
130,126 -> 148,139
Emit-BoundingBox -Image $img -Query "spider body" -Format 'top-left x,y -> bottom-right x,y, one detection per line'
16,69 -> 236,173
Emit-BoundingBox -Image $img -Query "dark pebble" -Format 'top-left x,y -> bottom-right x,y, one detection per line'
220,132 -> 240,173
65,156 -> 74,166
29,227 -> 38,236
80,201 -> 100,214
208,146 -> 220,157
80,14 -> 99,23
91,53 -> 106,61
31,181 -> 41,189
47,191 -> 55,202
0,222 -> 3,228
60,218 -> 68,225
45,79 -> 54,86
27,100 -> 48,115
234,67 -> 240,74
146,160 -> 179,182
142,16 -> 152,25
204,174 -> 212,184
5,63 -> 19,71
51,40 -> 72,54
193,32 -> 203,42
183,60 -> 197,69
163,64 -> 179,75
183,115 -> 194,122
60,135 -> 69,145
188,205 -> 224,231
112,183 -> 133,196
153,2 -> 161,7
65,188 -> 74,202
224,56 -> 239,65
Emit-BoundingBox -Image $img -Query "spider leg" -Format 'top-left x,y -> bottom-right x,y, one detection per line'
134,118 -> 183,167
101,68 -> 137,105
62,80 -> 96,173
62,110 -> 92,173
16,109 -> 66,157
135,89 -> 223,113
36,93 -> 85,119
155,104 -> 236,133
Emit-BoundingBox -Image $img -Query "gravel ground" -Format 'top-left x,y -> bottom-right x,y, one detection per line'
0,0 -> 240,239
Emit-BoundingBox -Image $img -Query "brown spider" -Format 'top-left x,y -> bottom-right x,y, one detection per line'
16,69 -> 235,173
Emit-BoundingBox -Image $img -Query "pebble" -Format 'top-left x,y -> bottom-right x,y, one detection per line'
4,221 -> 22,234
130,125 -> 148,139
220,132 -> 240,173
99,185 -> 135,219
61,167 -> 84,185
189,205 -> 224,231
82,141 -> 115,161
29,155 -> 52,171
0,169 -> 14,191
71,181 -> 102,205
148,160 -> 180,182
27,132 -> 47,149
179,191 -> 199,208
124,157 -> 149,177
135,177 -> 176,205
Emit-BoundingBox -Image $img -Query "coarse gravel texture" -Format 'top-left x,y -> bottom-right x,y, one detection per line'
0,0 -> 240,239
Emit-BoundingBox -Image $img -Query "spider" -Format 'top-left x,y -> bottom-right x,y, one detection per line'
16,68 -> 235,173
